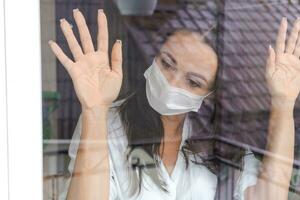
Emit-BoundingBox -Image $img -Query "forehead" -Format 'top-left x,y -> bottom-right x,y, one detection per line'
160,32 -> 218,73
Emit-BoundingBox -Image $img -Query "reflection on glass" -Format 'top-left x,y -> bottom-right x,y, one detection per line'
42,1 -> 300,199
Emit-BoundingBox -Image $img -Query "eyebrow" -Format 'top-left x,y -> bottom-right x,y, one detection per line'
160,51 -> 177,65
186,72 -> 208,84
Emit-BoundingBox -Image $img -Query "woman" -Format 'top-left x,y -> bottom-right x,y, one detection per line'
49,8 -> 298,200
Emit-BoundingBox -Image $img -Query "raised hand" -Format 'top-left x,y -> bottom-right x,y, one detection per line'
48,9 -> 123,110
266,17 -> 300,104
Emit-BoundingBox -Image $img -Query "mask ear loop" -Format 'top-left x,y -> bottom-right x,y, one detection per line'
204,89 -> 215,98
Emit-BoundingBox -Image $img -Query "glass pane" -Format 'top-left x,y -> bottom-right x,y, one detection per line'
41,0 -> 300,199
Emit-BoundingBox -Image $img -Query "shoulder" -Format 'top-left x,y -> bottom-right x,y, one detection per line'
106,98 -> 129,153
242,149 -> 262,172
233,149 -> 261,200
107,98 -> 126,137
233,149 -> 262,182
106,99 -> 131,181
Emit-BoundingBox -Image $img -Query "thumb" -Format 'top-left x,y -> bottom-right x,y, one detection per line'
266,45 -> 276,76
111,39 -> 123,76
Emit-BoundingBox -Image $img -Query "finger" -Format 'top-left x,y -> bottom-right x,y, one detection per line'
111,40 -> 122,75
286,18 -> 300,54
73,9 -> 95,53
293,19 -> 300,57
97,9 -> 109,53
275,17 -> 288,55
266,45 -> 276,76
294,37 -> 300,57
48,40 -> 74,71
60,18 -> 84,61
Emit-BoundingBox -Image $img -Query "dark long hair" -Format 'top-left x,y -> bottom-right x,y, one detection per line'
112,28 -> 228,197
114,78 -> 219,196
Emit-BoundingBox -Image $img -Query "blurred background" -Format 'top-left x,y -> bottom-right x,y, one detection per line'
41,0 -> 300,199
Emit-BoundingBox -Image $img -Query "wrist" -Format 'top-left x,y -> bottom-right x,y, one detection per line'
82,105 -> 110,119
271,97 -> 295,112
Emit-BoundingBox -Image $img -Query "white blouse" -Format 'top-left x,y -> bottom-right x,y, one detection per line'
59,99 -> 261,200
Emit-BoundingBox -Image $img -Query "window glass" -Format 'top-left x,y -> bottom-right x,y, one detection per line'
41,0 -> 300,199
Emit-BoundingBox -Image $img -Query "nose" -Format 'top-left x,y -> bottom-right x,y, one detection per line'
167,73 -> 181,88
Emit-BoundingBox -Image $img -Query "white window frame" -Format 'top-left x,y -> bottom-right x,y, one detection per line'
1,0 -> 43,200
0,0 -> 9,199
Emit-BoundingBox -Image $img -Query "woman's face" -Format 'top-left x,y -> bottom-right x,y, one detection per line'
155,32 -> 218,96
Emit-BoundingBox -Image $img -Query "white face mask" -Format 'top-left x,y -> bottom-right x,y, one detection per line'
143,58 -> 213,115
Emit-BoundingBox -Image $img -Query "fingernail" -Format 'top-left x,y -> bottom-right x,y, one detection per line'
268,45 -> 274,54
282,17 -> 287,22
48,40 -> 53,45
73,8 -> 79,13
98,9 -> 103,13
60,18 -> 65,23
116,39 -> 122,44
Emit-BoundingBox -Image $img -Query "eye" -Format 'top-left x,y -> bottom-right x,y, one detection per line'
188,79 -> 202,88
161,57 -> 175,71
